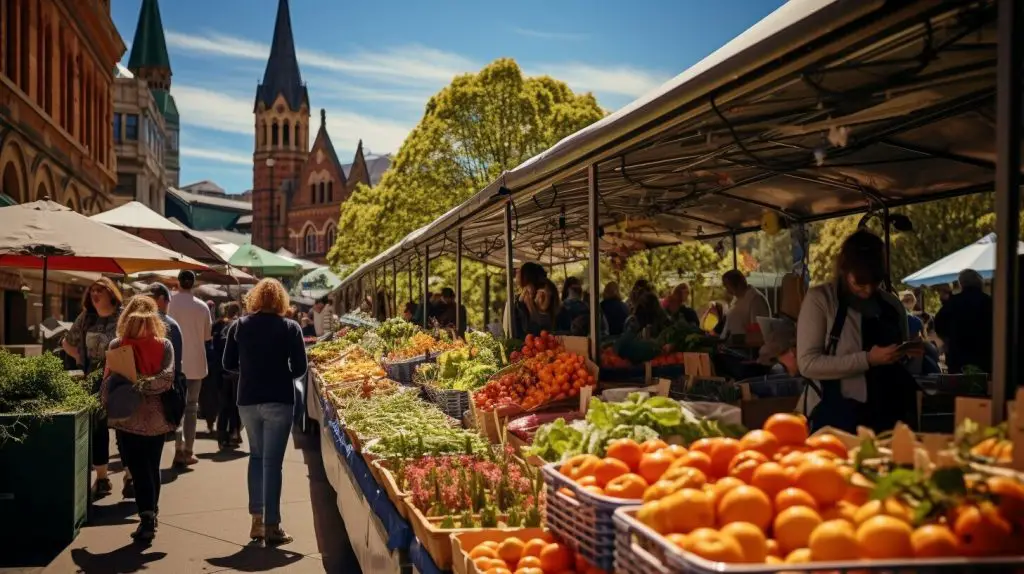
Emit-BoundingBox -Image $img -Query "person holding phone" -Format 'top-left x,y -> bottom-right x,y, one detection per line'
796,229 -> 917,433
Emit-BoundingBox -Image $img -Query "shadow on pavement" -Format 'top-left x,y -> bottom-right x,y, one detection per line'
70,544 -> 168,573
294,427 -> 362,574
205,544 -> 304,572
89,500 -> 139,526
197,448 -> 249,463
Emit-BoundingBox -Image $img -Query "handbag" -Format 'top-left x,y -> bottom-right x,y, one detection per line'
805,286 -> 861,433
161,371 -> 187,427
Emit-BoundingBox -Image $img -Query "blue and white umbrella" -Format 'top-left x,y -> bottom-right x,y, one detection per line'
902,233 -> 1024,287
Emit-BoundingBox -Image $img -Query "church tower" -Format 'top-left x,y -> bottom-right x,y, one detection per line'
127,0 -> 180,187
252,0 -> 310,251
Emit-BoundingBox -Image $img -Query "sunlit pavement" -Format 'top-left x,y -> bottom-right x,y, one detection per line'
1,425 -> 361,574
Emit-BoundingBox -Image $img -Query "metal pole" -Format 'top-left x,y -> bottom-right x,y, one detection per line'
587,163 -> 601,361
408,256 -> 414,305
992,0 -> 1022,424
504,202 -> 515,338
39,257 -> 48,344
455,228 -> 464,334
882,207 -> 893,292
391,259 -> 398,318
731,232 -> 738,270
422,246 -> 431,329
483,269 -> 491,329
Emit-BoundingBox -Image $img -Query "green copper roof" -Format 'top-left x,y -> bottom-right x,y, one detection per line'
151,89 -> 179,123
127,0 -> 171,72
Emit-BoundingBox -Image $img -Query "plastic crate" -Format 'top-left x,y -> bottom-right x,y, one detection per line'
423,384 -> 471,420
383,354 -> 434,384
541,463 -> 635,572
614,506 -> 1024,574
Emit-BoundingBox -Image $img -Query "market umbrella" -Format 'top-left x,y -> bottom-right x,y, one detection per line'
0,200 -> 208,326
903,233 -> 1024,287
90,201 -> 227,265
295,266 -> 341,299
275,248 -> 321,272
228,243 -> 303,277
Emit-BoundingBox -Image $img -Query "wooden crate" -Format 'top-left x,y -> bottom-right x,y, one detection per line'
450,527 -> 550,574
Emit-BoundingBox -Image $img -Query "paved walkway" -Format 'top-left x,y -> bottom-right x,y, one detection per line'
1,425 -> 361,574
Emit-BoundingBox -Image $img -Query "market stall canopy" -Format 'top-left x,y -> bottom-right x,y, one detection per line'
275,248 -> 322,272
90,201 -> 226,265
903,233 -> 1024,287
131,265 -> 257,286
228,243 -> 303,277
0,200 -> 208,274
295,266 -> 341,299
194,284 -> 229,299
335,0 -> 1013,292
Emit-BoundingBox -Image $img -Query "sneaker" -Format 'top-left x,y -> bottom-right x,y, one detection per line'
230,433 -> 243,446
122,477 -> 135,499
92,477 -> 112,497
264,524 -> 293,546
131,512 -> 157,543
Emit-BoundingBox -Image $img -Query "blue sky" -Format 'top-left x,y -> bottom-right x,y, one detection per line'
112,0 -> 785,194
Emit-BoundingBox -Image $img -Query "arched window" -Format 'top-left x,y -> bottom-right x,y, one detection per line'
282,120 -> 290,147
259,121 -> 266,147
327,180 -> 333,202
271,122 -> 279,147
309,183 -> 316,204
318,182 -> 325,203
294,124 -> 301,150
325,224 -> 337,249
304,227 -> 317,255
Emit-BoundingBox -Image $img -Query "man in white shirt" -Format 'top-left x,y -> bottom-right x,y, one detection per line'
720,269 -> 771,340
168,270 -> 213,466
312,297 -> 334,337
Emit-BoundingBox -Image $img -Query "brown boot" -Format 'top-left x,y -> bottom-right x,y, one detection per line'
249,514 -> 265,541
264,524 -> 293,546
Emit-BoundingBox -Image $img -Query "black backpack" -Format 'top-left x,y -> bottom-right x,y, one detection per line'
161,372 -> 187,427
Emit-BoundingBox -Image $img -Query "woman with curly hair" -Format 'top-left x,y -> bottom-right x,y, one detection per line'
223,279 -> 307,545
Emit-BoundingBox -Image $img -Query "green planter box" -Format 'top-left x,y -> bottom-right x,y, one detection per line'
0,408 -> 90,549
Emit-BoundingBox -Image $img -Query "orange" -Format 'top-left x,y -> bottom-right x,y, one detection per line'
793,457 -> 846,507
765,555 -> 783,565
606,438 -> 644,472
853,498 -> 912,525
640,438 -> 669,453
479,541 -> 501,551
805,433 -> 849,459
807,449 -> 841,461
581,485 -> 605,496
820,500 -> 858,524
774,506 -> 823,555
520,538 -> 547,559
856,515 -> 913,559
953,503 -> 1012,557
560,454 -> 600,480
593,457 -> 631,487
497,538 -> 525,563
842,471 -> 872,506
470,545 -> 500,560
738,430 -> 781,459
576,475 -> 599,488
638,488 -> 715,534
689,437 -> 718,456
558,487 -> 575,499
777,449 -> 809,468
513,568 -> 542,574
764,413 -> 809,446
483,567 -> 512,574
709,438 -> 742,478
808,519 -> 859,561
728,450 -> 769,475
644,479 -> 680,502
784,548 -> 812,563
473,556 -> 496,570
750,462 -> 791,499
705,476 -> 745,507
669,451 -> 713,477
538,543 -> 573,572
721,521 -> 767,563
987,476 -> 1024,527
515,555 -> 542,569
604,473 -> 648,500
481,558 -> 509,570
664,533 -> 689,548
637,450 -> 675,484
679,529 -> 744,563
774,487 -> 819,513
717,485 -> 773,531
765,538 -> 781,558
663,444 -> 689,459
911,524 -> 959,558
659,465 -> 708,490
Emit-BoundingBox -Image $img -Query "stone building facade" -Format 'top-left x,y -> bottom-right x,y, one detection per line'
0,0 -> 126,212
112,68 -> 167,212
251,0 -> 390,264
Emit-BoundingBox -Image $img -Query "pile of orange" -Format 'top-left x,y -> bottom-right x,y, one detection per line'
600,413 -> 1024,565
466,535 -> 608,574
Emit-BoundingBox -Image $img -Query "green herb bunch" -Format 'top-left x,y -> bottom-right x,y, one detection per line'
0,350 -> 98,442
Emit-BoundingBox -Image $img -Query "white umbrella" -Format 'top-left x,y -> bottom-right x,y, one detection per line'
902,233 -> 1024,286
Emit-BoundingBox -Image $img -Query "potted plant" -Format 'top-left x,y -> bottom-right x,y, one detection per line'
0,349 -> 98,550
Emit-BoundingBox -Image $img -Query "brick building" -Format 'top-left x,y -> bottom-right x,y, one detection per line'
0,0 -> 126,212
251,0 -> 390,264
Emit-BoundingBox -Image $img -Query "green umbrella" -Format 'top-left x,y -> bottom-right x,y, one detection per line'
297,267 -> 341,296
228,243 -> 302,277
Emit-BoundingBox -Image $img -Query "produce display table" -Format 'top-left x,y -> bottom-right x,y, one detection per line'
310,371 -> 449,574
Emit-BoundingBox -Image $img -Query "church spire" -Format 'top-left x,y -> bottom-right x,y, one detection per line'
255,0 -> 308,112
127,0 -> 172,89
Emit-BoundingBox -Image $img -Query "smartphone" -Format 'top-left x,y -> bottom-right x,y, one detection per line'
897,340 -> 925,353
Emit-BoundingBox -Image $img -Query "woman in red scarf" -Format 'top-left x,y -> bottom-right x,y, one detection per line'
101,296 -> 176,543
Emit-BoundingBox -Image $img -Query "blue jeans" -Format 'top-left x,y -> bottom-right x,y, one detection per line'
238,403 -> 293,524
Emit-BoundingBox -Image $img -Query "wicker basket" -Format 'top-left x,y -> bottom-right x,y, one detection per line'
423,384 -> 471,420
383,354 -> 435,384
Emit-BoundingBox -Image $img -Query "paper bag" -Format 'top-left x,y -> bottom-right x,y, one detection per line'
106,345 -> 137,383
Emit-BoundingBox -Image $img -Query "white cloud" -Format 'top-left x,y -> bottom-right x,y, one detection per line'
171,85 -> 254,135
511,27 -> 588,41
179,146 -> 252,166
530,62 -> 668,99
